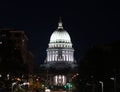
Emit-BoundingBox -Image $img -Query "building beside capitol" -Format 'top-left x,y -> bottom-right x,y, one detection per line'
0,29 -> 34,75
40,18 -> 78,90
0,29 -> 34,91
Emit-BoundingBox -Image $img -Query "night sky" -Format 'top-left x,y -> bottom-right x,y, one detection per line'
0,0 -> 120,67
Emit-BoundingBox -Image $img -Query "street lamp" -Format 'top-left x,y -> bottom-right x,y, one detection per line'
110,77 -> 116,92
12,82 -> 16,92
0,74 -> 2,78
99,81 -> 103,92
67,83 -> 72,92
7,74 -> 10,80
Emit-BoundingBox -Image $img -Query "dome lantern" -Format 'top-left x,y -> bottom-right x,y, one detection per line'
58,17 -> 63,29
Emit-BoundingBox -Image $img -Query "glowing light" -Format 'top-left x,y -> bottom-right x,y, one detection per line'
16,78 -> 21,81
55,76 -> 57,85
54,75 -> 66,85
110,78 -> 115,80
23,82 -> 29,85
7,74 -> 10,80
45,89 -> 51,92
0,42 -> 2,44
36,78 -> 39,81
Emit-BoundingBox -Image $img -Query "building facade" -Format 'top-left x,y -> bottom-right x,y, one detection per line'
0,29 -> 34,75
40,18 -> 78,89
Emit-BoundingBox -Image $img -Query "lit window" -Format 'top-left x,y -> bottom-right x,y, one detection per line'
54,75 -> 66,85
0,42 -> 2,44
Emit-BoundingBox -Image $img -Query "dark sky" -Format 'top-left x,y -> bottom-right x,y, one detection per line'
0,0 -> 120,67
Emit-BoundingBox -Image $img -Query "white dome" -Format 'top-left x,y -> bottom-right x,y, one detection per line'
50,19 -> 71,43
50,29 -> 71,43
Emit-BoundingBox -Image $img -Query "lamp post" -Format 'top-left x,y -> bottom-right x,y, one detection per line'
99,81 -> 103,92
110,77 -> 116,92
67,83 -> 72,92
12,82 -> 16,92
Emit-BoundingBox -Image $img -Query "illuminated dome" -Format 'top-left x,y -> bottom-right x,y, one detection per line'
50,19 -> 71,43
46,18 -> 75,63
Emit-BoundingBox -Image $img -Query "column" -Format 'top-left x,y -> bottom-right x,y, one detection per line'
50,51 -> 51,61
47,52 -> 48,61
68,51 -> 70,62
53,51 -> 54,61
52,51 -> 54,61
66,51 -> 68,61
